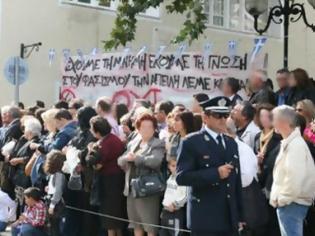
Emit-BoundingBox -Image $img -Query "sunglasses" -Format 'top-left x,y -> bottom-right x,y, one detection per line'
209,113 -> 229,119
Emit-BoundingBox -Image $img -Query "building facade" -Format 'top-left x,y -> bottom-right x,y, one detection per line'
0,0 -> 311,107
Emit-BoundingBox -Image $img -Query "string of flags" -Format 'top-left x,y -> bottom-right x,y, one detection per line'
47,37 -> 267,66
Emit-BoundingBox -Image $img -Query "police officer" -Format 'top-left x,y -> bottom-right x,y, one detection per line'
176,96 -> 244,236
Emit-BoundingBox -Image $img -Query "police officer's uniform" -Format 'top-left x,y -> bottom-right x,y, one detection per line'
176,97 -> 243,236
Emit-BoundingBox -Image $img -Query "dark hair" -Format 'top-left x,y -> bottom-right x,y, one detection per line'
28,106 -> 39,115
193,93 -> 209,103
35,108 -> 47,131
44,150 -> 66,174
291,68 -> 313,89
136,113 -> 158,130
136,99 -> 152,109
69,99 -> 84,110
54,101 -> 69,109
256,103 -> 275,129
193,113 -> 203,131
296,113 -> 307,135
55,109 -> 73,121
24,187 -> 42,201
77,106 -> 97,130
266,78 -> 274,90
157,101 -> 174,116
115,103 -> 129,125
90,116 -> 112,137
18,102 -> 25,110
176,111 -> 195,134
36,100 -> 45,108
97,99 -> 112,113
224,77 -> 240,94
240,101 -> 256,121
277,68 -> 290,74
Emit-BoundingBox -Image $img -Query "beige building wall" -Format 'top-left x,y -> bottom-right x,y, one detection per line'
289,4 -> 315,77
0,0 -> 284,107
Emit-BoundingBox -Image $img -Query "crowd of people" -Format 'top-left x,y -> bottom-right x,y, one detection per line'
0,67 -> 315,236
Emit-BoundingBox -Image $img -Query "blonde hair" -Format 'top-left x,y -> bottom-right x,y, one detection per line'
297,99 -> 315,122
41,109 -> 59,123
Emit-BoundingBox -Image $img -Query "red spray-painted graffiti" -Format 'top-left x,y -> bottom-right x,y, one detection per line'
112,88 -> 161,107
60,88 -> 76,102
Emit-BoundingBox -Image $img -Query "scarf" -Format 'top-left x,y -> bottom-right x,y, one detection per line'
260,129 -> 274,155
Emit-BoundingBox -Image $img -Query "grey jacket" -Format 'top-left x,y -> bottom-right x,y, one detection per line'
118,136 -> 165,196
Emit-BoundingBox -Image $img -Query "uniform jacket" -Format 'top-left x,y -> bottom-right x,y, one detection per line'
176,130 -> 243,233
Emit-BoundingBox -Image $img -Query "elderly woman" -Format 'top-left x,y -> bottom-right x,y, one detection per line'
86,116 -> 126,236
118,114 -> 165,236
271,105 -> 315,236
8,117 -> 42,211
25,109 -> 59,191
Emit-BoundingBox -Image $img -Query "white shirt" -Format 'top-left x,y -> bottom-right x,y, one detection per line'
162,175 -> 188,209
239,121 -> 260,149
104,114 -> 120,137
0,189 -> 17,222
205,126 -> 226,148
235,138 -> 258,187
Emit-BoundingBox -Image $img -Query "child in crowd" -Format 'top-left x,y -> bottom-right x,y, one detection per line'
11,187 -> 47,236
160,157 -> 188,236
44,150 -> 66,236
0,188 -> 17,232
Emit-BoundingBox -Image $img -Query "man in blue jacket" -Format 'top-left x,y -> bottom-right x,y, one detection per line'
176,97 -> 244,236
53,109 -> 78,150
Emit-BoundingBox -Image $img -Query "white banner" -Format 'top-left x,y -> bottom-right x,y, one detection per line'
60,52 -> 260,107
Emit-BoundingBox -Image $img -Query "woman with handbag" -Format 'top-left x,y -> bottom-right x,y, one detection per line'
118,113 -> 165,236
87,115 -> 126,236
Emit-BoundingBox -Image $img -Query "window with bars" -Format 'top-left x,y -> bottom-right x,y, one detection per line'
61,0 -> 160,18
203,0 -> 281,38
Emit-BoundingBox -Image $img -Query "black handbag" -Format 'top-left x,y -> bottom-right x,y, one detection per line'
130,171 -> 166,198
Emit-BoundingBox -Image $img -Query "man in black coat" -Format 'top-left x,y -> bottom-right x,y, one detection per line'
249,70 -> 276,106
176,97 -> 244,236
0,106 -> 23,194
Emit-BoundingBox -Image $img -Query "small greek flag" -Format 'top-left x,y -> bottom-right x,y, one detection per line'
63,49 -> 71,64
228,40 -> 237,57
48,49 -> 56,66
154,45 -> 167,61
91,48 -> 100,56
174,43 -> 187,64
250,37 -> 267,63
131,46 -> 147,65
77,49 -> 85,64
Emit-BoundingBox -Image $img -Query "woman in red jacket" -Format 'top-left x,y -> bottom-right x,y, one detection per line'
87,116 -> 126,236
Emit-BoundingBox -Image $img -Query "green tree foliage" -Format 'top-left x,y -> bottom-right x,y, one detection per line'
103,0 -> 208,50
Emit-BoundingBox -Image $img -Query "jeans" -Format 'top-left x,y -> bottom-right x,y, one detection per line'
11,224 -> 46,236
277,203 -> 309,236
0,221 -> 7,232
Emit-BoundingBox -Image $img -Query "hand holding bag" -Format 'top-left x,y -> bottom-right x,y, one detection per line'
130,171 -> 166,198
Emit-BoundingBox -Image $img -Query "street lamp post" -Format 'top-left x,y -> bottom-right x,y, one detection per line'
245,0 -> 315,69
